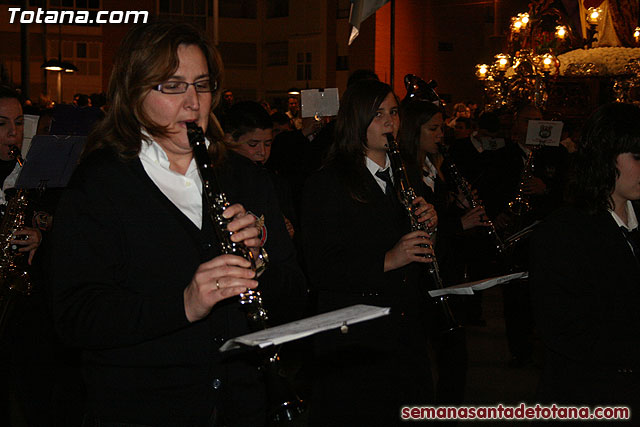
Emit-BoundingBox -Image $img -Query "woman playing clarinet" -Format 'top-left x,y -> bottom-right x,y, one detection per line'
50,22 -> 304,426
300,79 -> 438,426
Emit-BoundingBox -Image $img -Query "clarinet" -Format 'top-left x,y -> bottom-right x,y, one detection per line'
186,122 -> 305,424
439,146 -> 505,255
385,133 -> 460,334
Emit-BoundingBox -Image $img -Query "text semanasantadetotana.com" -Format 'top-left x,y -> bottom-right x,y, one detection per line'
401,403 -> 630,421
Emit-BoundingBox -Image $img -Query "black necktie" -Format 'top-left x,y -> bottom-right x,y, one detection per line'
620,226 -> 640,261
375,168 -> 395,197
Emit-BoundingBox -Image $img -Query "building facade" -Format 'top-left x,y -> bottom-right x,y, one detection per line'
1,0 -> 529,109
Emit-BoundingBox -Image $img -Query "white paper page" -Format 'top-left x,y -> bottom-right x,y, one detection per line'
301,88 -> 339,118
428,272 -> 529,297
220,304 -> 390,352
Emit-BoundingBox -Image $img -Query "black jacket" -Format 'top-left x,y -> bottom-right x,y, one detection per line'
50,148 -> 306,426
530,206 -> 640,412
300,162 -> 434,426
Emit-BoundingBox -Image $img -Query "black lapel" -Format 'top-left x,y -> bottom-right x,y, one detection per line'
598,212 -> 640,275
363,170 -> 409,234
127,158 -> 212,254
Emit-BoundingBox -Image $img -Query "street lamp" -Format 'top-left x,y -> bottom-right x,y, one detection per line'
40,24 -> 77,103
41,54 -> 77,104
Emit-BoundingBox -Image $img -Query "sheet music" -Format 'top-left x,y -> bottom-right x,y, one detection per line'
220,304 -> 390,352
21,114 -> 39,157
428,272 -> 529,297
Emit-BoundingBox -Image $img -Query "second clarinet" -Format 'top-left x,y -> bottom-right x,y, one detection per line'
385,133 -> 460,334
440,146 -> 505,255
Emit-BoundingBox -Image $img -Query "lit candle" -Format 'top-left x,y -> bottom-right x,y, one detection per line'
494,54 -> 510,72
518,13 -> 530,29
555,25 -> 567,40
634,27 -> 640,43
586,7 -> 602,25
476,64 -> 489,80
511,17 -> 522,33
539,54 -> 555,72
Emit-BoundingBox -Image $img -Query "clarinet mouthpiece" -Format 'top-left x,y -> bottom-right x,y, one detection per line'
186,121 -> 205,147
384,133 -> 396,149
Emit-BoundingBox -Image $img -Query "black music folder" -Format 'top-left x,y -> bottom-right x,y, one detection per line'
15,135 -> 86,189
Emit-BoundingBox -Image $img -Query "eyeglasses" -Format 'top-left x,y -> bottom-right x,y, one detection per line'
153,79 -> 217,94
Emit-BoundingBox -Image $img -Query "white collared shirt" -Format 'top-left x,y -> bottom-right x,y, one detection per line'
469,132 -> 484,153
139,136 -> 204,229
609,200 -> 639,232
0,162 -> 21,205
365,155 -> 393,194
422,155 -> 438,192
518,143 -> 532,166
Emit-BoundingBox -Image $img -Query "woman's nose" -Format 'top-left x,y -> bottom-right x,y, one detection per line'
7,122 -> 17,136
184,85 -> 200,110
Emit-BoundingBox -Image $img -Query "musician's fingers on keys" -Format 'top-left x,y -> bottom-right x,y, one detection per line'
185,255 -> 258,321
461,206 -> 487,230
197,255 -> 257,284
400,231 -> 434,258
224,203 -> 261,245
384,230 -> 433,271
412,197 -> 438,228
12,227 -> 42,251
470,205 -> 487,220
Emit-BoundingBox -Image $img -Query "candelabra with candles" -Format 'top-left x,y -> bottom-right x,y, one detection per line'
584,7 -> 602,49
475,1 -> 640,112
475,6 -> 565,111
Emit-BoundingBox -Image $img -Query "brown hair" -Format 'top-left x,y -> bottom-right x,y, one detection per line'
0,84 -> 21,103
327,79 -> 396,202
84,21 -> 225,162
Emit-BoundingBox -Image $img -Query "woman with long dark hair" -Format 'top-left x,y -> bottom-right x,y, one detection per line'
530,103 -> 640,420
398,100 -> 489,245
397,99 -> 497,407
300,80 -> 437,426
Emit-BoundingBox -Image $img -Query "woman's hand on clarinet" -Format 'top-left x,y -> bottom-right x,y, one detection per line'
524,176 -> 547,195
184,255 -> 258,323
11,227 -> 42,265
384,230 -> 434,272
412,197 -> 438,230
224,203 -> 262,248
461,206 -> 491,231
454,187 -> 479,210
